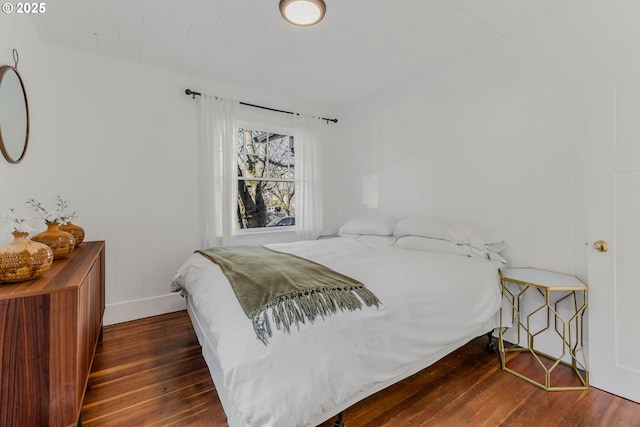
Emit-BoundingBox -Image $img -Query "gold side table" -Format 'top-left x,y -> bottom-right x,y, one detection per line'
499,267 -> 588,391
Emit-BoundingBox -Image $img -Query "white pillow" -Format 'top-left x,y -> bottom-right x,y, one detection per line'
395,236 -> 508,265
395,236 -> 460,254
488,252 -> 508,265
338,215 -> 402,236
393,216 -> 507,253
339,234 -> 397,246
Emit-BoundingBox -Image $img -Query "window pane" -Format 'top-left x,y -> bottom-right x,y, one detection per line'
266,134 -> 295,179
236,180 -> 296,229
237,154 -> 267,179
237,129 -> 268,179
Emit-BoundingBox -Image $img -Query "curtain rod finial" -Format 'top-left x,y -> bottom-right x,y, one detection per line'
185,89 -> 201,99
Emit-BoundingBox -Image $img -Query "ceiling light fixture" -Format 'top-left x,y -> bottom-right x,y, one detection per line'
279,0 -> 326,26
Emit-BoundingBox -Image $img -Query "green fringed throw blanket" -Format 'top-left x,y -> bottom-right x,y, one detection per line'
196,246 -> 381,344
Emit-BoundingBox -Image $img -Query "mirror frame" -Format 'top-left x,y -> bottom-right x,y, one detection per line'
0,65 -> 30,164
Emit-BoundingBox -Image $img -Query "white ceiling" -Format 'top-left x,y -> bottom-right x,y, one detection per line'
30,0 -> 580,107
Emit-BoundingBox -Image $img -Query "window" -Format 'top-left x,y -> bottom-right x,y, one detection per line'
236,126 -> 296,230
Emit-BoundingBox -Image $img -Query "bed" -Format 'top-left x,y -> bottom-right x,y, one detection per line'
171,215 -> 507,427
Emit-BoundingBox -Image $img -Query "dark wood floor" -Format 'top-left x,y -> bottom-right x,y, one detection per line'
82,311 -> 640,426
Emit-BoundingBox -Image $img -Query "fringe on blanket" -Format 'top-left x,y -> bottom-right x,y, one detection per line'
251,286 -> 381,345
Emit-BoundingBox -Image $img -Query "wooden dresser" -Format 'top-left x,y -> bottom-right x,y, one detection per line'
0,241 -> 105,427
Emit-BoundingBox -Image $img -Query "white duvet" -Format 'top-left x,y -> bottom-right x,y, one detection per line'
171,237 -> 502,427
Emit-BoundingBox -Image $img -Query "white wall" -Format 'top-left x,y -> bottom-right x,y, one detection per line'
0,15 -> 340,325
333,4 -> 592,278
319,2 -> 621,362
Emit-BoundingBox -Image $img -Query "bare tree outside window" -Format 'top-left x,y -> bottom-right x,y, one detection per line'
236,128 -> 296,229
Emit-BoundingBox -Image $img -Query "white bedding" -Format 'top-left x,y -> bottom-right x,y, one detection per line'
171,237 -> 502,427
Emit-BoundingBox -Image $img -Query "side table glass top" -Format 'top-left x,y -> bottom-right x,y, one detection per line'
500,267 -> 587,291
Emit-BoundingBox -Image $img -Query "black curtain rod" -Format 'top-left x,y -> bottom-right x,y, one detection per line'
185,89 -> 338,124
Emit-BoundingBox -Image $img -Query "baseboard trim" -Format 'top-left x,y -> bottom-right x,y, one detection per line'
103,293 -> 186,326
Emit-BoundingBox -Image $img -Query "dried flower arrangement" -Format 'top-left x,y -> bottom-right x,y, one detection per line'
3,208 -> 34,233
26,196 -> 78,225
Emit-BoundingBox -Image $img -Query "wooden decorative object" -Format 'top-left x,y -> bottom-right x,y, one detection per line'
59,221 -> 85,246
0,241 -> 105,427
32,221 -> 75,259
0,231 -> 53,282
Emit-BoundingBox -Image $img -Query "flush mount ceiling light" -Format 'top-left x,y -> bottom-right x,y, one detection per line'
279,0 -> 326,26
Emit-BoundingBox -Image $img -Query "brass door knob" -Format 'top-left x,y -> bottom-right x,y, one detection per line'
593,240 -> 609,252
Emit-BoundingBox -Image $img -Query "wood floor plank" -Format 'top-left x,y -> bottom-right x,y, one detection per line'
83,366 -> 212,418
88,349 -> 204,391
83,311 -> 640,426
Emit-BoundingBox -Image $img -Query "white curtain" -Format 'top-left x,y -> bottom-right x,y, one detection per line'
294,115 -> 324,240
197,95 -> 238,248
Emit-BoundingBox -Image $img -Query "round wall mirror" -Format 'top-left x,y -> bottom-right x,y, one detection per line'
0,65 -> 30,164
